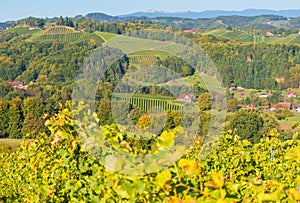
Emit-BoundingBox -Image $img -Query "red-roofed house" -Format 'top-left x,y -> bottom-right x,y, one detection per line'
279,102 -> 292,109
178,94 -> 195,102
270,104 -> 277,111
287,92 -> 297,98
29,26 -> 38,30
7,81 -> 24,87
266,30 -> 274,36
270,102 -> 292,111
7,81 -> 26,89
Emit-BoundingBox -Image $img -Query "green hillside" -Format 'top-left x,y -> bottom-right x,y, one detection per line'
4,26 -> 42,36
33,32 -> 103,43
94,31 -> 118,41
27,26 -> 104,44
203,28 -> 300,45
202,29 -> 264,43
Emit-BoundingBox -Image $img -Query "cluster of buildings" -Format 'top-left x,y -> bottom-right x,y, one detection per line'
237,102 -> 300,112
238,90 -> 300,113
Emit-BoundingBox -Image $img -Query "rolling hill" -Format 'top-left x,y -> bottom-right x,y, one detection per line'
202,29 -> 300,45
27,26 -> 104,44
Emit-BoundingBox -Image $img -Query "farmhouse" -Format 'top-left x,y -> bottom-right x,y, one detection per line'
259,93 -> 268,98
270,102 -> 292,111
7,81 -> 27,90
229,86 -> 237,91
287,91 -> 296,98
178,94 -> 196,102
266,30 -> 274,36
29,26 -> 38,30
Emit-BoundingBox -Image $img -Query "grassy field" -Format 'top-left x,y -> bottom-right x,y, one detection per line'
104,35 -> 188,55
105,35 -> 171,53
284,113 -> 300,123
279,113 -> 300,131
3,26 -> 43,39
162,74 -> 225,95
8,27 -> 42,35
94,31 -> 118,42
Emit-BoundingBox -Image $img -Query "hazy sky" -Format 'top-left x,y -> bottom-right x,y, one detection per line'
1,0 -> 299,22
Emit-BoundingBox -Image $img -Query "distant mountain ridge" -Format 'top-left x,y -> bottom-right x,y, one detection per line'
1,9 -> 300,29
117,9 -> 300,19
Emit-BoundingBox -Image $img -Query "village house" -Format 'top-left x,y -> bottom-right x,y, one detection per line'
287,91 -> 297,98
259,93 -> 268,98
270,102 -> 292,111
29,26 -> 38,30
229,86 -> 237,91
178,94 -> 196,102
266,30 -> 274,36
7,81 -> 27,90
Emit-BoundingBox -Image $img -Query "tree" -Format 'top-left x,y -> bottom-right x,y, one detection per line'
96,100 -> 113,126
129,108 -> 143,125
165,110 -> 181,130
0,100 -> 9,138
22,97 -> 46,137
227,99 -> 238,112
198,92 -> 211,111
137,114 -> 151,129
229,109 -> 264,143
7,98 -> 23,138
267,91 -> 283,104
0,79 -> 12,98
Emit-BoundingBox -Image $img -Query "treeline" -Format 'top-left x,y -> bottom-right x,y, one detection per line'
55,16 -> 164,34
0,40 -> 96,83
0,97 -> 58,138
16,17 -> 46,28
193,36 -> 300,89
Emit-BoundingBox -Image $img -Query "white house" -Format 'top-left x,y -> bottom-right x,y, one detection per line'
178,94 -> 195,102
259,93 -> 268,98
